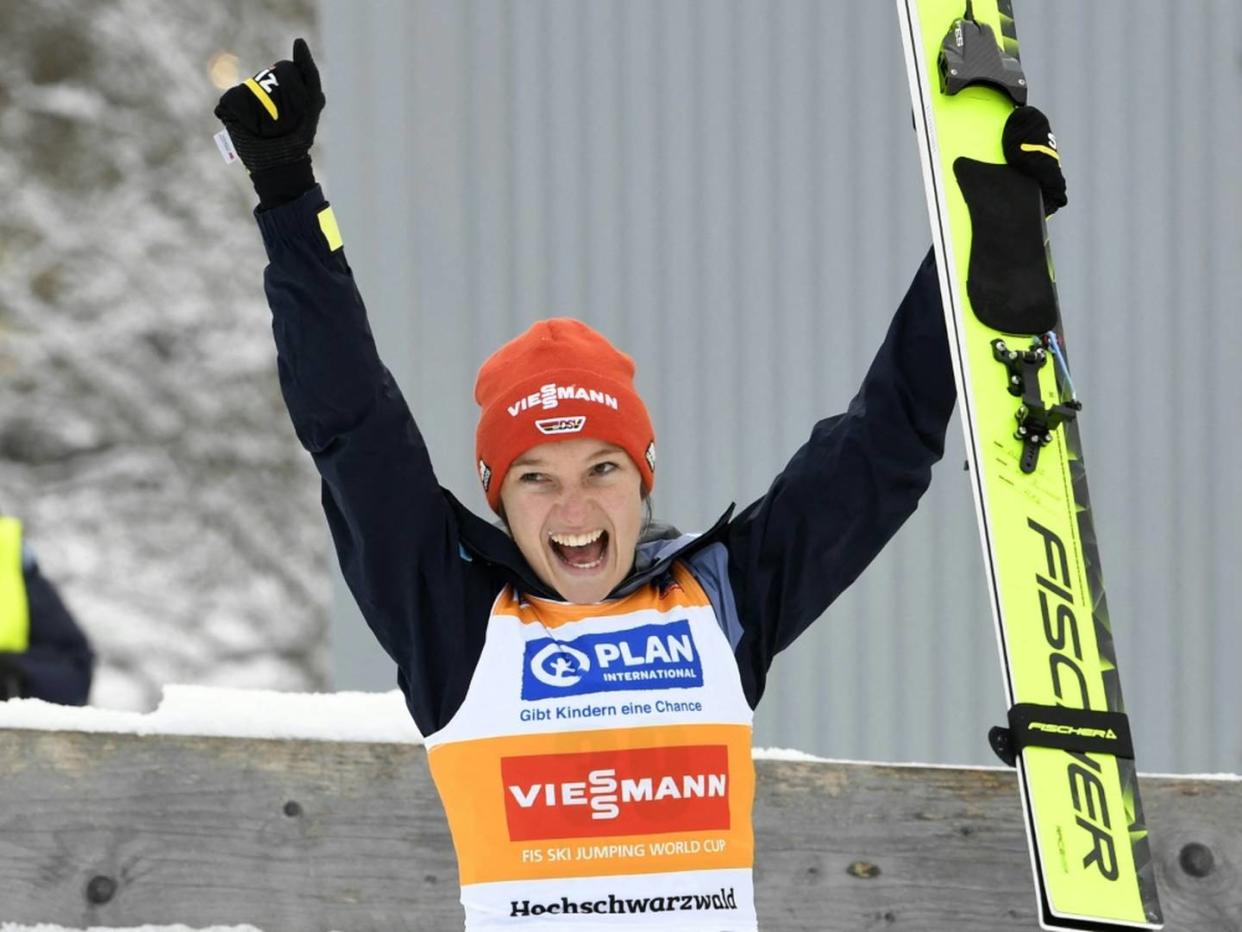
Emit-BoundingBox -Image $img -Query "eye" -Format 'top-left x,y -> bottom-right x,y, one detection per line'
519,471 -> 548,484
591,461 -> 619,477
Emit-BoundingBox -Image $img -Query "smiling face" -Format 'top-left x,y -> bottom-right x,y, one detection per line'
499,438 -> 644,604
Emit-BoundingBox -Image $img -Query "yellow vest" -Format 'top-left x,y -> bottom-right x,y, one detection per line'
0,517 -> 31,653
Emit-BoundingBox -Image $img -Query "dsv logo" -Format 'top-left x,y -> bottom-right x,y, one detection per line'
529,643 -> 591,688
536,416 -> 587,436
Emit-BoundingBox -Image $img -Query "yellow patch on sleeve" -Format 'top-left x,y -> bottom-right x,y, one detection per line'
317,206 -> 344,252
0,516 -> 30,653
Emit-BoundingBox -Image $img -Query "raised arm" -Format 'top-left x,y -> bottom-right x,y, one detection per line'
215,42 -> 498,734
726,250 -> 956,706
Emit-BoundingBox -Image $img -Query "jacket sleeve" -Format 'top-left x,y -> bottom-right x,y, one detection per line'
726,249 -> 956,706
13,561 -> 94,706
256,186 -> 497,735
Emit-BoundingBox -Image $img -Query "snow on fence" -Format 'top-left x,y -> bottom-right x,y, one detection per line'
0,690 -> 1238,931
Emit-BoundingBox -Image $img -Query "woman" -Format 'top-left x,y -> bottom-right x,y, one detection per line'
216,39 -> 1059,932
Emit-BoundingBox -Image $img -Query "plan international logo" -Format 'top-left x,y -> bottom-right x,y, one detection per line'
521,620 -> 703,701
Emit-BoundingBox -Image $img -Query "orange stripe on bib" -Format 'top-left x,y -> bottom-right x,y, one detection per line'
495,561 -> 713,628
428,722 -> 755,885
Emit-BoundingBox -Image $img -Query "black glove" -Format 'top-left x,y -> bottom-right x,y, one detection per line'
214,38 -> 325,207
1002,105 -> 1067,216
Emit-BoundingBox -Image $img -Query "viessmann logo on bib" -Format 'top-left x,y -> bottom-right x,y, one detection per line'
501,744 -> 730,841
521,620 -> 703,701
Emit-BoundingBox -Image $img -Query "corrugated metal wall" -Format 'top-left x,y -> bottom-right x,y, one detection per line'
318,0 -> 1242,773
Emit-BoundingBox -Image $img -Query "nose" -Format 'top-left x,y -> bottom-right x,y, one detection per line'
554,482 -> 591,525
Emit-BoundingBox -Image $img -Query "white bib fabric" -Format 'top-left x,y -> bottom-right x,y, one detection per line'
424,562 -> 757,930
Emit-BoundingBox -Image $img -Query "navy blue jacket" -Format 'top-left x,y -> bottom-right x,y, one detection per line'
257,187 -> 956,737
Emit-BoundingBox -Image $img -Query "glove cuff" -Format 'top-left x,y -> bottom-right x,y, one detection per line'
252,158 -> 317,211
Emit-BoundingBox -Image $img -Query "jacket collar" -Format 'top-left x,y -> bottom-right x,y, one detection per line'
612,505 -> 734,597
444,489 -> 734,603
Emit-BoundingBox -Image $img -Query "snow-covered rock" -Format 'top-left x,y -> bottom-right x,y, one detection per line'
0,0 -> 326,710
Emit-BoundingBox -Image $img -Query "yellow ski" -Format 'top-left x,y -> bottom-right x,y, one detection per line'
895,1 -> 1163,928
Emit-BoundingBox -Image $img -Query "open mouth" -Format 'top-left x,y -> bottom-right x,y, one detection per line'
549,529 -> 610,571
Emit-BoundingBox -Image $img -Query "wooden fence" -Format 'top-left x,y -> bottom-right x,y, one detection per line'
0,729 -> 1237,931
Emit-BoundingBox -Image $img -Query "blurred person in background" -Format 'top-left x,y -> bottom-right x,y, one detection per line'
0,515 -> 94,704
216,39 -> 1065,932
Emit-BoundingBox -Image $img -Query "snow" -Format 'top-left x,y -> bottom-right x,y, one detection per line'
1144,770 -> 1241,783
0,0 -> 326,714
751,746 -> 1240,780
0,684 -> 422,744
1,926 -> 268,932
751,745 -> 830,762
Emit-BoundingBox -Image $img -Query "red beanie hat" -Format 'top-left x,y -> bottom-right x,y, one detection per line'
474,318 -> 656,512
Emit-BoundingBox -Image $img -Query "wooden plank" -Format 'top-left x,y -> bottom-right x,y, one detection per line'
0,730 -> 1237,930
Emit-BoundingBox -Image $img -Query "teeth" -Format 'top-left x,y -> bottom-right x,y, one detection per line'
549,529 -> 605,547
